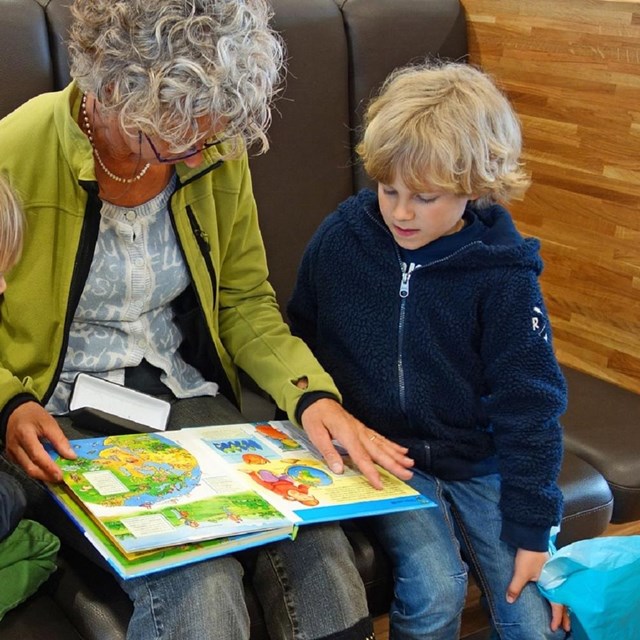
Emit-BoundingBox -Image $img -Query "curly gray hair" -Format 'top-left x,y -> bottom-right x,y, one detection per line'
68,0 -> 284,157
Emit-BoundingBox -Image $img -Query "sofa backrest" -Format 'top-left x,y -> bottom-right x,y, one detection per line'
0,0 -> 467,310
0,0 -> 57,117
338,0 -> 468,192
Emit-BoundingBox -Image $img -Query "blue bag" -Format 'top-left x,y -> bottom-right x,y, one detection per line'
538,536 -> 640,639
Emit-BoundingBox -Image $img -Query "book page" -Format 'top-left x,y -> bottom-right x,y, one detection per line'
168,421 -> 432,525
48,431 -> 293,556
48,420 -> 432,557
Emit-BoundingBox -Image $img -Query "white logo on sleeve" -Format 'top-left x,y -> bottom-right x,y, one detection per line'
532,306 -> 549,342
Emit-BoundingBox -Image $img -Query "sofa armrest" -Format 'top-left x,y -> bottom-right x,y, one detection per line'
561,365 -> 640,523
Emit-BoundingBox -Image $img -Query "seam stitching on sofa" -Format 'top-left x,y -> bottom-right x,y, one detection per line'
562,501 -> 614,522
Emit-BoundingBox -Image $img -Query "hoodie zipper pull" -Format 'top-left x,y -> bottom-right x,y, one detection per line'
399,262 -> 416,298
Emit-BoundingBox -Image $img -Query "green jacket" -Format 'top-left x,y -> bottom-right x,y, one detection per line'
0,82 -> 339,437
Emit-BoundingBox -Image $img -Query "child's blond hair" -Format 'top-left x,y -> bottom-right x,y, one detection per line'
0,174 -> 24,272
356,60 -> 530,205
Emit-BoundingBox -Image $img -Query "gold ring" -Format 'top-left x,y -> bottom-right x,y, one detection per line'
368,433 -> 378,442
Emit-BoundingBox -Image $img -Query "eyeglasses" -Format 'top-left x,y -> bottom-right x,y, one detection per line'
142,132 -> 223,163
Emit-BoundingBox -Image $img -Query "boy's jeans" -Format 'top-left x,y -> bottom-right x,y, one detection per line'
370,470 -> 570,640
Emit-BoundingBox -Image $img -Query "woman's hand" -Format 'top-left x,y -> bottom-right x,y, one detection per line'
5,401 -> 76,483
300,398 -> 414,489
507,548 -> 571,633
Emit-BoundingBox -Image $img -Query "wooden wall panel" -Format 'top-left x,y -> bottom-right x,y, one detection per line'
460,0 -> 640,393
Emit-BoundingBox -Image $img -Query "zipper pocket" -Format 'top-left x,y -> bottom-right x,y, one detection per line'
185,205 -> 217,305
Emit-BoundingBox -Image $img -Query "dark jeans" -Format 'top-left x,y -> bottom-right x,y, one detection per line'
0,471 -> 26,541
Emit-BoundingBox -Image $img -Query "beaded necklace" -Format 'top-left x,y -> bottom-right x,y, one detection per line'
81,93 -> 151,184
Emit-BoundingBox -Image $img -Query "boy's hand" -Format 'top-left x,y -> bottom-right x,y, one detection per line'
5,401 -> 76,483
300,398 -> 414,489
507,548 -> 571,633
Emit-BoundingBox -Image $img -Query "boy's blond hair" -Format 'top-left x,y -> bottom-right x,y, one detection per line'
357,61 -> 530,205
0,174 -> 24,272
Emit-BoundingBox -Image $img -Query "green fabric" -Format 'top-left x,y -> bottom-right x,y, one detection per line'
0,519 -> 60,620
0,82 -> 339,426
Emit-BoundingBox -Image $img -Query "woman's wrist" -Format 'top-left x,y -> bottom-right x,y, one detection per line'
295,391 -> 340,425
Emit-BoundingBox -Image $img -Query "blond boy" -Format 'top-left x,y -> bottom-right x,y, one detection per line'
289,61 -> 571,639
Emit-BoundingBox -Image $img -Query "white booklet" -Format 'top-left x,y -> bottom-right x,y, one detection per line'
69,373 -> 171,434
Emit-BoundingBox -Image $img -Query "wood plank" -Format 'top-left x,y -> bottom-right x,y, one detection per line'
461,0 -> 640,393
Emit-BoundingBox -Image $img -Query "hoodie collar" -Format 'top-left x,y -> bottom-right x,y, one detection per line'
345,189 -> 541,271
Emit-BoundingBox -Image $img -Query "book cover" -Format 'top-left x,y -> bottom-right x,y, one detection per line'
47,420 -> 433,576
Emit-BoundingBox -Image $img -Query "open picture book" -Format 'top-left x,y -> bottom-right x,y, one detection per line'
46,420 -> 433,579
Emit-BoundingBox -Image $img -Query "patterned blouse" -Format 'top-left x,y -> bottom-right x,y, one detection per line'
46,175 -> 218,414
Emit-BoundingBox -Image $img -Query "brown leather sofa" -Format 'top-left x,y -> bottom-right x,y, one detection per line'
0,0 -> 633,638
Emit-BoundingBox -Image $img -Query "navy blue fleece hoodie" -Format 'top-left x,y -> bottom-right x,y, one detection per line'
288,189 -> 566,551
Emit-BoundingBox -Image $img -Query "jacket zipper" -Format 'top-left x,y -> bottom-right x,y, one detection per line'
185,204 -> 217,302
365,204 -> 483,415
168,182 -> 238,406
397,261 -> 416,412
395,242 -> 483,414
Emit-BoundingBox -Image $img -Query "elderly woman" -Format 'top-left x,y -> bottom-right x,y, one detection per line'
0,1 -> 414,638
